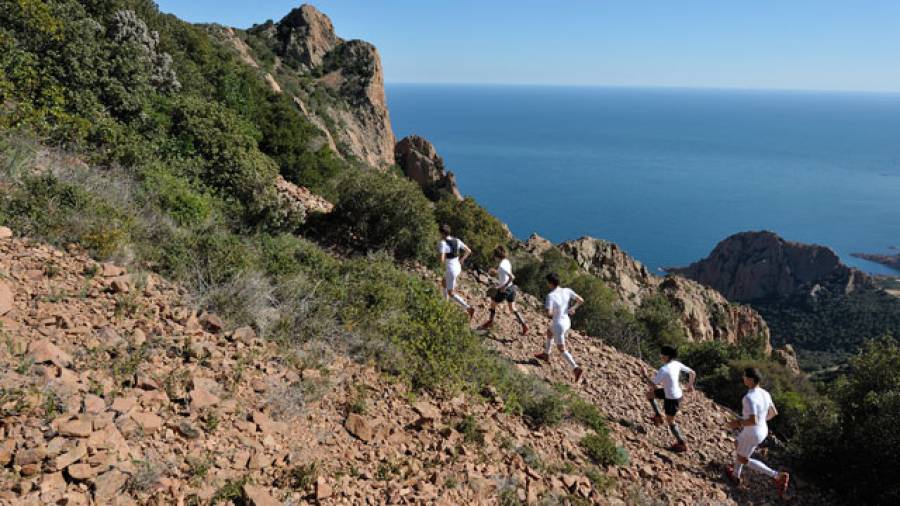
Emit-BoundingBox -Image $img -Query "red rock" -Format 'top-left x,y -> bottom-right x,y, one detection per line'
130,412 -> 163,433
67,463 -> 99,480
110,396 -> 137,413
0,280 -> 14,316
316,476 -> 333,500
40,471 -> 66,495
243,484 -> 280,506
54,443 -> 87,470
83,394 -> 105,415
101,263 -> 124,277
28,339 -> 72,367
59,419 -> 93,438
190,387 -> 220,410
14,447 -> 47,466
232,326 -> 256,343
93,469 -> 128,503
0,438 -> 14,465
0,226 -> 12,239
345,413 -> 374,442
201,313 -> 225,333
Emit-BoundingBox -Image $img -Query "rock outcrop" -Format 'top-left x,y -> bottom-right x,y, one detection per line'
851,251 -> 900,272
395,135 -> 462,201
670,231 -> 873,302
541,236 -> 770,348
246,5 -> 395,168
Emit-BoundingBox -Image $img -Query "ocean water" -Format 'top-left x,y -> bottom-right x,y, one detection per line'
387,84 -> 900,275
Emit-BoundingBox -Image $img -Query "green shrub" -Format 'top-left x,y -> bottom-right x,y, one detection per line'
581,432 -> 629,467
434,196 -> 511,270
792,337 -> 900,505
326,169 -> 438,262
635,294 -> 686,351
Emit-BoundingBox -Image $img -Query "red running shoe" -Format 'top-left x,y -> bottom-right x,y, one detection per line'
534,352 -> 550,363
775,472 -> 790,498
725,466 -> 742,486
648,414 -> 664,426
668,441 -> 688,453
478,320 -> 493,330
520,323 -> 529,336
573,367 -> 584,383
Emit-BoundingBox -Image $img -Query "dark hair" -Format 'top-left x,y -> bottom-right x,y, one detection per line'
493,245 -> 507,259
744,367 -> 763,385
546,272 -> 561,287
440,224 -> 451,236
660,345 -> 678,360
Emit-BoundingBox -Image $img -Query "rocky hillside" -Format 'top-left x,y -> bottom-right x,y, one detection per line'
670,231 -> 872,303
0,231 -> 825,505
527,235 -> 771,349
670,231 -> 900,359
230,5 -> 395,168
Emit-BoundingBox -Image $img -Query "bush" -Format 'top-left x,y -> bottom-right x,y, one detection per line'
581,432 -> 629,467
434,196 -> 511,271
326,169 -> 438,262
792,337 -> 900,505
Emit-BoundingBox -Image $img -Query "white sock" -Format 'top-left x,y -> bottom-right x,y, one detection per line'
563,351 -> 578,369
734,458 -> 744,478
544,339 -> 553,355
451,293 -> 470,309
748,458 -> 778,478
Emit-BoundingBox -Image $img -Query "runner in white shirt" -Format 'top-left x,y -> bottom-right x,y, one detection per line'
534,273 -> 584,382
725,367 -> 790,498
438,224 -> 475,320
646,345 -> 696,453
478,245 -> 528,335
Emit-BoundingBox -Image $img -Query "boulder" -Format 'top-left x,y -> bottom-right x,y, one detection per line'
243,484 -> 280,506
28,339 -> 72,367
395,135 -> 462,201
0,226 -> 12,239
344,413 -> 374,442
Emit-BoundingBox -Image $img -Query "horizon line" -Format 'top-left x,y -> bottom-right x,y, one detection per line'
384,81 -> 900,96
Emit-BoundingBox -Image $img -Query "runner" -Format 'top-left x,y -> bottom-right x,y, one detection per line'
478,245 -> 528,335
534,273 -> 584,382
724,367 -> 791,498
646,345 -> 695,453
438,224 -> 475,319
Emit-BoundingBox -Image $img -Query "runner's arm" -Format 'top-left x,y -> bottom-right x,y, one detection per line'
766,405 -> 778,421
727,414 -> 757,429
567,293 -> 585,315
459,244 -> 471,264
685,370 -> 696,392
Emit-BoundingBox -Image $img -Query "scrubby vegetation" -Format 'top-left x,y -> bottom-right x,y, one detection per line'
0,0 -> 625,472
434,196 -> 513,270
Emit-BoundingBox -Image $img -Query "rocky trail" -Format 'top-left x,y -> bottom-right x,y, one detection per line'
448,270 -> 827,506
0,228 -> 828,505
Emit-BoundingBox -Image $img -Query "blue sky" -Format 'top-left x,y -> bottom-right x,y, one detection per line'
156,1 -> 900,93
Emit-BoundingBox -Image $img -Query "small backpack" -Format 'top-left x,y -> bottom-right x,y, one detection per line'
445,237 -> 460,259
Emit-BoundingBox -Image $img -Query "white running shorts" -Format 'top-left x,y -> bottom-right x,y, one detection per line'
736,427 -> 767,458
551,319 -> 571,346
444,261 -> 462,292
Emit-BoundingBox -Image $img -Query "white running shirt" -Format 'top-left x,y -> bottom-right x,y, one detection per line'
653,360 -> 694,400
497,259 -> 513,288
545,287 -> 579,325
439,237 -> 467,271
742,387 -> 774,433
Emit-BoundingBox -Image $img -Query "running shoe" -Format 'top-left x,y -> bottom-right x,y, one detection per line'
467,307 -> 475,320
724,466 -> 742,486
520,323 -> 528,336
478,320 -> 493,330
648,414 -> 663,426
668,441 -> 688,453
775,472 -> 790,498
533,352 -> 550,363
573,367 -> 584,383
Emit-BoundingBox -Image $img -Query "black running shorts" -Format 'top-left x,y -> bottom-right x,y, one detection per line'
492,286 -> 517,303
654,388 -> 681,416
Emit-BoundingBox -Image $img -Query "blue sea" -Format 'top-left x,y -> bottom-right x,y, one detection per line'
387,84 -> 900,275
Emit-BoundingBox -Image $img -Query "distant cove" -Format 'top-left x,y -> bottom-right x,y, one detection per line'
388,84 -> 900,275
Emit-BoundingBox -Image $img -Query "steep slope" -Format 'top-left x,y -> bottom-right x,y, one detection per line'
0,233 -> 612,505
232,4 -> 396,168
670,231 -> 900,359
437,270 -> 827,505
529,235 -> 771,349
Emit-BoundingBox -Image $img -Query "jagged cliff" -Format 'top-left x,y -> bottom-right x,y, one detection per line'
233,4 -> 396,168
670,231 -> 873,302
528,235 -> 771,349
394,135 -> 462,201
